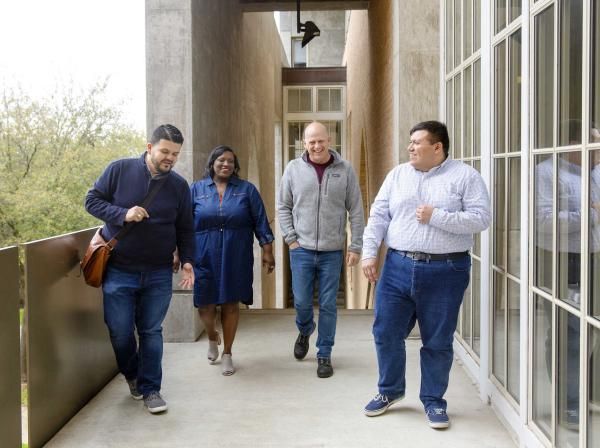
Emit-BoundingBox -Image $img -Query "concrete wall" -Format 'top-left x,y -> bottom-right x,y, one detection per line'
344,0 -> 440,308
146,0 -> 286,308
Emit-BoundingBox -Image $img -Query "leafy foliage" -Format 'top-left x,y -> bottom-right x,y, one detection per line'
0,82 -> 144,247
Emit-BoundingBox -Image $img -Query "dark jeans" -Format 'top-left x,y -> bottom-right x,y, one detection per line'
373,249 -> 470,410
102,265 -> 173,396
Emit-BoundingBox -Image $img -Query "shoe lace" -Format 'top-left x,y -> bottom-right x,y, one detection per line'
374,393 -> 389,404
146,391 -> 161,401
427,408 -> 445,416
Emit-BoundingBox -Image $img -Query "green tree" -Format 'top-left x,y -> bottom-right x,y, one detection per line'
0,82 -> 144,247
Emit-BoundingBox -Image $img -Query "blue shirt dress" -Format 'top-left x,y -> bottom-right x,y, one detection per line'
191,176 -> 274,306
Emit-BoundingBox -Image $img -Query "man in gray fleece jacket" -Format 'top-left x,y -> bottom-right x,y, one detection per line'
278,121 -> 364,378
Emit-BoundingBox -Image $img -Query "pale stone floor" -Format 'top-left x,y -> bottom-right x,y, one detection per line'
46,311 -> 515,448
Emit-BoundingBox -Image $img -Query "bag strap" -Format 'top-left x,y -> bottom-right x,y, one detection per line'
106,177 -> 168,247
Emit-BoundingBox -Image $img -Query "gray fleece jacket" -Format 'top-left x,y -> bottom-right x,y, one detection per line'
277,150 -> 364,253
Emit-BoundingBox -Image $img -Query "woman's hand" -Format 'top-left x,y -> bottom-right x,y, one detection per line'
179,263 -> 195,289
261,243 -> 275,274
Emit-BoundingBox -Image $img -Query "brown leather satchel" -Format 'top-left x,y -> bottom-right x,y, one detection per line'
80,229 -> 118,287
80,177 -> 167,287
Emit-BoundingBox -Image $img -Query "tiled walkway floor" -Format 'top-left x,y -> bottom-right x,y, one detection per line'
47,311 -> 515,448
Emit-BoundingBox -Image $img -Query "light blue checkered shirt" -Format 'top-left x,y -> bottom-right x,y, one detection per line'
362,158 -> 491,259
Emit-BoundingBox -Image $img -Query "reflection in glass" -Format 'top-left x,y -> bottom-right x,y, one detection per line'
534,153 -> 553,294
592,0 -> 600,142
454,0 -> 461,68
474,0 -> 481,51
556,308 -> 580,446
454,74 -> 462,158
557,152 -> 581,309
532,295 -> 552,438
558,0 -> 583,146
508,30 -> 521,153
474,59 -> 481,157
534,7 -> 554,149
507,278 -> 520,402
464,0 -> 473,60
446,0 -> 453,73
473,258 -> 481,355
508,158 -> 521,276
589,325 -> 600,447
495,41 -> 506,154
495,0 -> 507,33
464,65 -> 473,158
590,150 -> 600,319
494,159 -> 506,269
493,271 -> 506,385
509,0 -> 521,23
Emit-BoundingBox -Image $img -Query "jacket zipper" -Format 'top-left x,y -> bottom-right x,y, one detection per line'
315,165 -> 334,252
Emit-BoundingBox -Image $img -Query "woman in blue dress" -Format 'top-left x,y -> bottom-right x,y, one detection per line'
191,145 -> 275,375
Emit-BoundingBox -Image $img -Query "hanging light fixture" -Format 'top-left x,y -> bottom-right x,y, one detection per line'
296,0 -> 320,47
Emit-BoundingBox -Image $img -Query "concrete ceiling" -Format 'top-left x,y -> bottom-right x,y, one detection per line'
239,0 -> 369,12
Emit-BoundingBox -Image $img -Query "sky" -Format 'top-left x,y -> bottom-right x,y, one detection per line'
0,0 -> 146,131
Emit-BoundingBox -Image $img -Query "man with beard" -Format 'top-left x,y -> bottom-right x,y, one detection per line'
85,124 -> 195,414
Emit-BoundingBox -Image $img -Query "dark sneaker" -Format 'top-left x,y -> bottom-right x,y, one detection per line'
127,379 -> 143,400
294,333 -> 310,360
426,407 -> 449,429
317,357 -> 334,378
364,393 -> 404,417
144,391 -> 168,414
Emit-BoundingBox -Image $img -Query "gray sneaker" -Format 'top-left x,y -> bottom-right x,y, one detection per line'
144,391 -> 167,414
127,379 -> 143,400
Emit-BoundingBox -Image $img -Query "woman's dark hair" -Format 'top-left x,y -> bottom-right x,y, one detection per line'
409,120 -> 450,157
204,145 -> 241,178
150,124 -> 184,145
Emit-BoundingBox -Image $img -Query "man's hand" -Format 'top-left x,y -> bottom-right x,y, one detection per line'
416,204 -> 434,224
178,263 -> 194,290
125,206 -> 149,223
362,257 -> 378,283
289,241 -> 300,250
346,251 -> 360,267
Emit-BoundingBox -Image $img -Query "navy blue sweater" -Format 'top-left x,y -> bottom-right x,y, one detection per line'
85,153 -> 194,272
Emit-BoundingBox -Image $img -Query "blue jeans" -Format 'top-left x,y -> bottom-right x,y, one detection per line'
290,248 -> 344,358
102,265 -> 173,397
373,250 -> 470,410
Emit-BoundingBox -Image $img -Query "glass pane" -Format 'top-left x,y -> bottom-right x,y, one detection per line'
330,88 -> 342,111
446,0 -> 453,73
454,0 -> 462,68
464,65 -> 473,158
534,153 -> 553,294
495,0 -> 507,33
447,80 -> 453,157
472,258 -> 481,355
558,0 -> 583,146
288,89 -> 299,113
473,159 -> 481,259
592,0 -> 600,143
508,157 -> 521,276
292,38 -> 307,67
556,309 -> 580,445
589,325 -> 600,447
507,278 -> 520,402
590,150 -> 600,319
462,276 -> 472,344
532,295 -> 553,438
557,152 -> 581,308
493,271 -> 506,385
454,74 -> 462,158
288,121 -> 311,160
474,0 -> 481,51
495,41 -> 506,154
317,88 -> 330,112
509,0 -> 521,23
494,159 -> 506,268
300,89 -> 312,112
508,30 -> 522,153
534,7 -> 555,149
473,59 -> 481,157
322,120 -> 342,152
464,0 -> 473,60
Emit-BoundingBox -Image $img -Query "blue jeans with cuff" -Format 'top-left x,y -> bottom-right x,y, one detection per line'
373,249 -> 470,410
290,247 -> 344,359
102,265 -> 173,397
